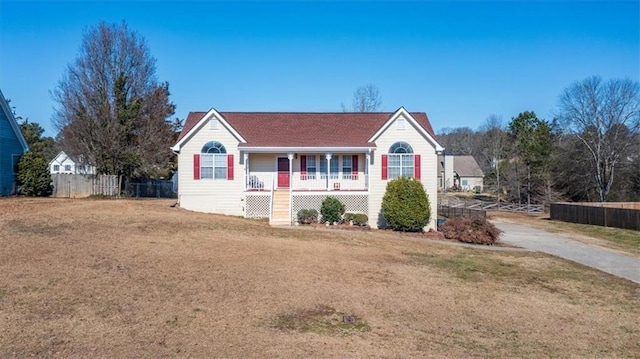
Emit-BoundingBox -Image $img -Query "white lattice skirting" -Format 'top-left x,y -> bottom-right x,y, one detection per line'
245,192 -> 369,223
244,193 -> 271,218
292,193 -> 368,222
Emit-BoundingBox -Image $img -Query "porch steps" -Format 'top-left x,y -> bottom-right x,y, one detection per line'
270,190 -> 291,226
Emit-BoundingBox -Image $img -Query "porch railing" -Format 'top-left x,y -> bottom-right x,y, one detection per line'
245,173 -> 368,191
291,174 -> 367,191
246,174 -> 272,191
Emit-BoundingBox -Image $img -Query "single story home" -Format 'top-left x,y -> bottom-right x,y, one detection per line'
172,107 -> 444,230
0,89 -> 29,196
49,151 -> 96,175
438,155 -> 484,192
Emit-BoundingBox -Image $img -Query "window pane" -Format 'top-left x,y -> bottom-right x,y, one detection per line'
307,156 -> 316,175
201,168 -> 213,179
214,154 -> 227,166
402,154 -> 414,167
389,168 -> 400,180
342,156 -> 351,167
201,154 -> 213,166
402,167 -> 414,178
214,168 -> 227,179
330,157 -> 339,172
388,154 -> 400,166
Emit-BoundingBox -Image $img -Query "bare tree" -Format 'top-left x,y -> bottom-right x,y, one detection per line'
52,21 -> 176,182
343,84 -> 382,112
479,114 -> 506,196
557,76 -> 640,201
437,127 -> 477,156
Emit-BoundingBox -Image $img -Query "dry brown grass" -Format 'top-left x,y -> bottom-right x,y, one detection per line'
1,198 -> 638,358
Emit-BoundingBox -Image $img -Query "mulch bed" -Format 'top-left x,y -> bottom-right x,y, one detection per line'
309,223 -> 446,240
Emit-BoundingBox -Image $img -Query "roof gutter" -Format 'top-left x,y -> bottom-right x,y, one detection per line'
237,146 -> 376,153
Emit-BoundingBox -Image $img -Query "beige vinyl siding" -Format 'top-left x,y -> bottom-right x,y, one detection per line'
247,153 -> 280,189
461,176 -> 484,191
369,115 -> 439,230
178,118 -> 244,215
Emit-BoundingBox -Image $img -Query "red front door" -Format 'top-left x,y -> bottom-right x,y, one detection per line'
277,157 -> 290,188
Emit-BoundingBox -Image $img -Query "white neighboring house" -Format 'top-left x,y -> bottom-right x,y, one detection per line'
438,155 -> 484,192
172,107 -> 445,230
49,151 -> 96,175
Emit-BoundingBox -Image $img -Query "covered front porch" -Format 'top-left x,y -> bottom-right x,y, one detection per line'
242,151 -> 371,192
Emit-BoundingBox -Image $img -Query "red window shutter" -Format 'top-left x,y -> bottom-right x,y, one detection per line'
414,154 -> 421,180
227,154 -> 234,180
381,155 -> 388,180
193,154 -> 200,180
352,155 -> 358,180
300,155 -> 307,179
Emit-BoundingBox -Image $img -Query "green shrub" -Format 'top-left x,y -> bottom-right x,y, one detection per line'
440,217 -> 502,245
381,177 -> 431,232
343,213 -> 355,223
320,197 -> 345,224
17,152 -> 53,197
343,212 -> 368,226
297,209 -> 319,224
352,213 -> 369,226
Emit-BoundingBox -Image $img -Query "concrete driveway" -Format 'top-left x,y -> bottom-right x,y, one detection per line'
491,219 -> 640,284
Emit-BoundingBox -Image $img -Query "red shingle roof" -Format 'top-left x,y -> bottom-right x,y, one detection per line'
177,110 -> 437,148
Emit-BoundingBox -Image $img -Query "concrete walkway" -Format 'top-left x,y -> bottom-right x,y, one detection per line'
491,219 -> 640,284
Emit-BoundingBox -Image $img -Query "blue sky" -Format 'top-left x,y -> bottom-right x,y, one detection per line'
1,1 -> 638,137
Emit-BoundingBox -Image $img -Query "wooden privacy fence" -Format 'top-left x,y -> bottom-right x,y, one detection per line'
51,174 -> 119,198
438,205 -> 486,219
550,202 -> 640,231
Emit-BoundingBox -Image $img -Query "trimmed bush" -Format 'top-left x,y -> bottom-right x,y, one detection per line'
297,209 -> 319,225
320,197 -> 345,224
343,213 -> 355,224
344,212 -> 368,226
17,152 -> 53,197
352,213 -> 368,226
381,177 -> 431,232
440,217 -> 502,245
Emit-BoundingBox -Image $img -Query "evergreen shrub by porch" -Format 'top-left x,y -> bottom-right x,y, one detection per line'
440,217 -> 502,245
352,213 -> 369,226
297,209 -> 319,224
320,197 -> 345,224
343,213 -> 368,226
381,177 -> 431,232
17,152 -> 53,197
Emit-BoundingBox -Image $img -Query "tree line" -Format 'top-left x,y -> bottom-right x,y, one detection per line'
438,76 -> 640,204
11,21 -> 639,203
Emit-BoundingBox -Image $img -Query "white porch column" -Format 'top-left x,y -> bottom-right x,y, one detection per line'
365,152 -> 370,191
244,152 -> 249,191
288,152 -> 294,224
325,153 -> 332,191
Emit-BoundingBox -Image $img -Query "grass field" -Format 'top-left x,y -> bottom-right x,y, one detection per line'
1,198 -> 638,358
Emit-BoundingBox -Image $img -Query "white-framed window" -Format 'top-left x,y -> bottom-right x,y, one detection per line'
201,141 -> 227,179
329,156 -> 339,179
306,156 -> 317,179
53,164 -> 60,172
342,156 -> 352,179
388,142 -> 414,180
65,164 -> 72,172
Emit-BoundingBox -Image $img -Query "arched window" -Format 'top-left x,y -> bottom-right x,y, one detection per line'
387,142 -> 414,179
200,141 -> 228,179
202,141 -> 226,154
